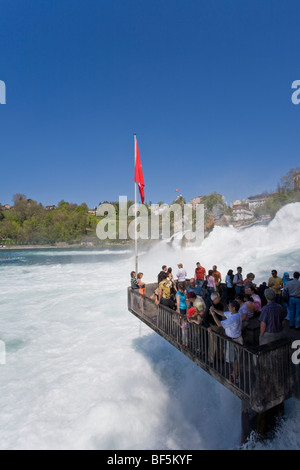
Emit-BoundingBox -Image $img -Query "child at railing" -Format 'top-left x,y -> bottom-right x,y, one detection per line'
188,301 -> 204,325
178,315 -> 189,348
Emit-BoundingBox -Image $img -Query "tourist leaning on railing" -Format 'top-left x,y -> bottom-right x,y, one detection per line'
211,300 -> 243,384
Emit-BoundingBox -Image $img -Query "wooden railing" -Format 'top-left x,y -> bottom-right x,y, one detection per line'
128,286 -> 299,413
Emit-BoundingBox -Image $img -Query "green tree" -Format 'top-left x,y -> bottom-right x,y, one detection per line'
279,167 -> 300,192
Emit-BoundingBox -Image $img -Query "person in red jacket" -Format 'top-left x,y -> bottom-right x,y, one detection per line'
194,262 -> 206,287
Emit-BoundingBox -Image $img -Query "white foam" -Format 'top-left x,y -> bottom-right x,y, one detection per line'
0,203 -> 299,449
139,202 -> 300,285
18,249 -> 133,256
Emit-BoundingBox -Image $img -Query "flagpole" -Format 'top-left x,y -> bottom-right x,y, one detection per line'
134,133 -> 138,274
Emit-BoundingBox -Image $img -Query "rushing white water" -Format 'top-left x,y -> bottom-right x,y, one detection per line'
0,203 -> 300,450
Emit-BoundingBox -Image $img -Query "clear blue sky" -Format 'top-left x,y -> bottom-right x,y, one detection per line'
0,0 -> 300,208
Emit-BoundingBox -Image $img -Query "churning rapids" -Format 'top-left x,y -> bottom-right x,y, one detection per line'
0,203 -> 300,450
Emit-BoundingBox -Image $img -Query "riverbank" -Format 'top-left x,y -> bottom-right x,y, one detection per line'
0,242 -> 90,250
0,238 -> 163,251
0,242 -> 134,250
0,244 -> 64,250
0,239 -> 157,251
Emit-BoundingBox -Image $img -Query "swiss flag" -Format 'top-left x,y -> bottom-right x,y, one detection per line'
134,139 -> 145,204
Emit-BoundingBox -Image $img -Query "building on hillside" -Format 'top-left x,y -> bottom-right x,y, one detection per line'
88,208 -> 97,215
45,205 -> 56,211
230,200 -> 253,221
247,194 -> 270,210
231,206 -> 254,221
231,199 -> 250,210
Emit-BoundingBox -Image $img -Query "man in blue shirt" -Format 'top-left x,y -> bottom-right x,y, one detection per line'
186,278 -> 205,303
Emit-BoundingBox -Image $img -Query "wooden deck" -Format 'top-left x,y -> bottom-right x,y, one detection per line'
128,284 -> 300,414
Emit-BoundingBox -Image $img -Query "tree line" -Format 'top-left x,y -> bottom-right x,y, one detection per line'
0,195 -> 98,245
1,168 -> 299,245
254,167 -> 300,219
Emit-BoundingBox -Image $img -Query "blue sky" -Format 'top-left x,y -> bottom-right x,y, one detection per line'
0,0 -> 300,208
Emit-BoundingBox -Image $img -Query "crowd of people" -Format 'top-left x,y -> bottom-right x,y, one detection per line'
130,262 -> 300,349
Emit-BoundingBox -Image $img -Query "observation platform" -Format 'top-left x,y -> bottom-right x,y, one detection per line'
128,282 -> 300,443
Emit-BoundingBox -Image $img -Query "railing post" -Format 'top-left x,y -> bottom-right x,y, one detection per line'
128,287 -> 132,311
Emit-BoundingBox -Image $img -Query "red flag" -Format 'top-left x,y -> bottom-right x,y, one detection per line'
134,139 -> 145,204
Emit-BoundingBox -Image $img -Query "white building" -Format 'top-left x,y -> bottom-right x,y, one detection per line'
247,194 -> 270,210
231,208 -> 254,221
231,199 -> 250,210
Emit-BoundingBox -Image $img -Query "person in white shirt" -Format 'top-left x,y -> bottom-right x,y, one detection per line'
177,263 -> 187,289
211,300 -> 243,384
